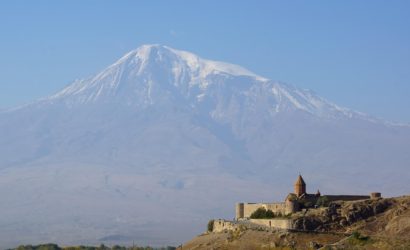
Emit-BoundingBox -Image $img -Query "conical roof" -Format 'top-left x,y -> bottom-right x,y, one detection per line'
295,175 -> 306,186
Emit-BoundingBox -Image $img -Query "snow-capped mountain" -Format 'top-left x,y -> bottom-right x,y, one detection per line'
0,45 -> 409,247
45,44 -> 354,119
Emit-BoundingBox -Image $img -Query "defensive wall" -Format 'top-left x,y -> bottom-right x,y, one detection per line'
236,202 -> 286,218
249,218 -> 293,230
324,195 -> 371,202
236,200 -> 297,219
212,218 -> 293,233
212,219 -> 241,233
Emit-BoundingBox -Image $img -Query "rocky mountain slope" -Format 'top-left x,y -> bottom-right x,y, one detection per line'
0,45 -> 409,247
183,196 -> 410,249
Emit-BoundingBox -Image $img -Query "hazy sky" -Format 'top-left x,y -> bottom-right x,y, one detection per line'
0,1 -> 409,122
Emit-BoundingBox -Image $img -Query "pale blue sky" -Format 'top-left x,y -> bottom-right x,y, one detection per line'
0,1 -> 409,122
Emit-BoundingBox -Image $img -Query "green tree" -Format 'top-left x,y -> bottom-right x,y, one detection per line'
250,207 -> 275,219
265,209 -> 275,218
38,244 -> 61,250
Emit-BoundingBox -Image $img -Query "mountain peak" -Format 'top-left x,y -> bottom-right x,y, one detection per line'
117,44 -> 168,63
114,44 -> 268,81
48,45 -> 269,104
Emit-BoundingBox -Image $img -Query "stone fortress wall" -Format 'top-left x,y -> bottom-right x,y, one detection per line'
325,195 -> 370,202
212,218 -> 293,233
236,200 -> 297,219
249,218 -> 293,230
212,219 -> 241,233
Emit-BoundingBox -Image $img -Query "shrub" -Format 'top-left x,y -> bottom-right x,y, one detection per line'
351,231 -> 369,240
349,231 -> 370,246
15,244 -> 61,250
266,209 -> 275,218
250,207 -> 275,219
111,246 -> 126,250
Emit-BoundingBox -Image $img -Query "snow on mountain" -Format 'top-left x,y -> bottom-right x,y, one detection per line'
0,44 -> 409,247
39,44 -> 362,123
49,44 -> 267,100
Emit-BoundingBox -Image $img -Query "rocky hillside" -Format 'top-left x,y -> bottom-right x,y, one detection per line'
182,196 -> 410,249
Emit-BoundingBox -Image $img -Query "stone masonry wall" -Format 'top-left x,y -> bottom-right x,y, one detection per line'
212,218 -> 293,233
249,218 -> 293,230
325,195 -> 370,202
237,202 -> 287,219
212,219 -> 241,233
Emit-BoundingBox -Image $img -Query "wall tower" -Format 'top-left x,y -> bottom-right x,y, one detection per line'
235,203 -> 244,220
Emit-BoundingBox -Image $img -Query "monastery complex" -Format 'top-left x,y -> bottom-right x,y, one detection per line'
235,175 -> 381,220
212,175 -> 381,232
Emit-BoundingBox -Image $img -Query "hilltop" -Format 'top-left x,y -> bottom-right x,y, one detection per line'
182,195 -> 410,249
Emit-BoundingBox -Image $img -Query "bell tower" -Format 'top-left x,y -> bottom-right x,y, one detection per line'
294,174 -> 306,197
